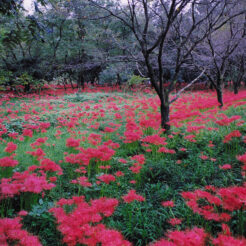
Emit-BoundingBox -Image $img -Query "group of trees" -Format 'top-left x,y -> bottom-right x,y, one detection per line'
0,0 -> 246,129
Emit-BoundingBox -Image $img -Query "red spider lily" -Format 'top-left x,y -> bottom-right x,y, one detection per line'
150,227 -> 208,246
26,148 -> 46,160
129,164 -> 142,174
4,142 -> 17,153
0,217 -> 42,246
131,154 -> 145,165
0,156 -> 18,167
237,153 -> 246,165
115,171 -> 124,177
49,196 -> 130,246
162,200 -> 175,207
40,158 -> 63,174
141,134 -> 167,145
219,164 -> 232,170
122,189 -> 145,203
66,137 -> 80,148
158,147 -> 176,154
71,176 -> 92,187
182,184 -> 246,222
0,171 -> 55,199
22,129 -> 33,138
223,130 -> 242,143
30,137 -> 48,148
212,234 -> 246,246
215,115 -> 241,126
168,218 -> 182,226
97,174 -> 116,184
124,120 -> 143,143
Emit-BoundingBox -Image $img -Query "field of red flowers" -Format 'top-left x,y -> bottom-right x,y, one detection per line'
0,86 -> 246,246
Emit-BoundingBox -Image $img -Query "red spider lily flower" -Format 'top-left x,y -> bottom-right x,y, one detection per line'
0,156 -> 18,167
141,134 -> 167,145
158,147 -> 176,154
212,234 -> 246,246
131,154 -> 145,165
97,174 -> 116,184
40,158 -> 63,174
22,128 -> 33,138
77,176 -> 92,187
49,196 -> 128,246
0,217 -> 42,246
115,171 -> 124,177
168,218 -> 182,226
219,164 -> 232,170
200,154 -> 209,160
223,130 -> 242,143
0,171 -> 55,199
221,223 -> 231,236
104,127 -> 116,133
122,189 -> 145,203
4,142 -> 17,153
150,227 -> 208,246
66,138 -> 80,148
26,148 -> 46,161
237,153 -> 246,164
129,164 -> 142,173
119,158 -> 127,164
162,200 -> 175,207
30,137 -> 48,148
49,176 -> 57,182
18,210 -> 28,216
208,141 -> 215,147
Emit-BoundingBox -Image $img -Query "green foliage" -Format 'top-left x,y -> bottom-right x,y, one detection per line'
127,75 -> 149,87
0,70 -> 13,90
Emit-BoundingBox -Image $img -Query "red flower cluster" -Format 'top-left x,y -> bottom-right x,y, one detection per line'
22,128 -> 33,138
158,147 -> 176,154
122,189 -> 145,203
223,130 -> 241,143
97,174 -> 116,184
0,171 -> 55,199
129,154 -> 146,174
162,200 -> 175,207
66,137 -> 80,147
182,184 -> 246,222
0,156 -> 18,167
237,152 -> 246,170
65,144 -> 115,165
40,158 -> 63,174
124,120 -> 143,143
215,115 -> 241,126
49,196 -> 131,246
26,147 -> 46,160
30,137 -> 48,148
0,217 -> 41,246
4,141 -> 17,153
141,134 -> 167,145
150,227 -> 208,246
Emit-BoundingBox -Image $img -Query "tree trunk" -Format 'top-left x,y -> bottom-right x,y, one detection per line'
160,93 -> 170,132
216,86 -> 223,108
233,81 -> 239,94
24,83 -> 30,93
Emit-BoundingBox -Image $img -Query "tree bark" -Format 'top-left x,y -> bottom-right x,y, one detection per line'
160,92 -> 170,132
216,86 -> 223,108
233,81 -> 239,94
